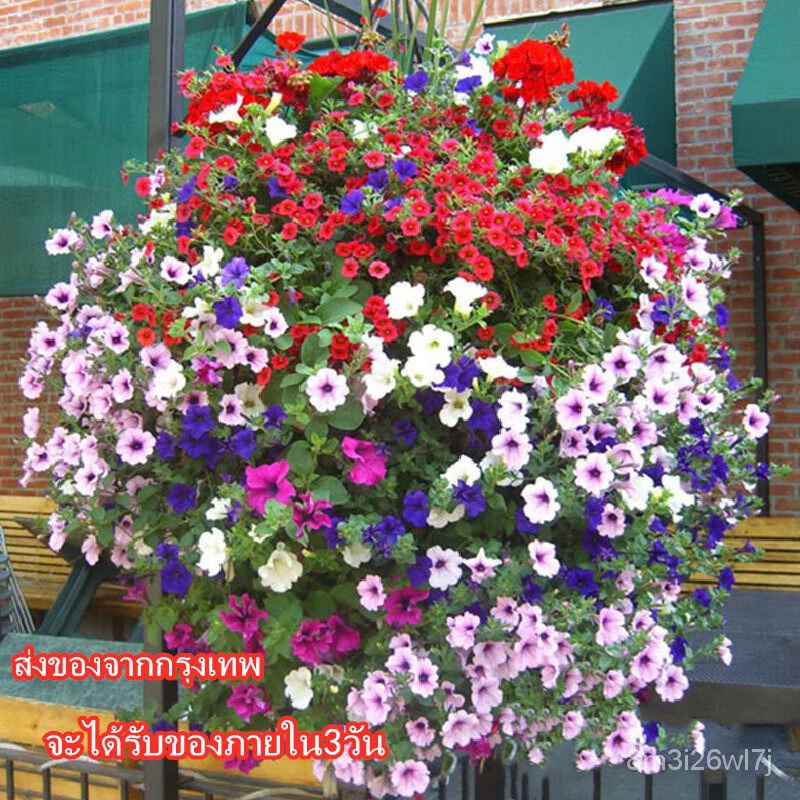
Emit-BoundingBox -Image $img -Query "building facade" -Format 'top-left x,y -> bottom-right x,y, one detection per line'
0,0 -> 797,514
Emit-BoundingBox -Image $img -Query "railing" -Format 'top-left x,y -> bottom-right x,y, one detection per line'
0,743 -> 787,800
0,744 -> 322,800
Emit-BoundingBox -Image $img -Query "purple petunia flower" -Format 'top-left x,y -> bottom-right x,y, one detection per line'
220,256 -> 249,289
407,555 -> 432,587
404,70 -> 429,93
213,296 -> 242,329
161,558 -> 192,597
263,405 -> 287,429
402,490 -> 429,528
393,159 -> 418,182
452,481 -> 486,519
341,189 -> 364,215
367,168 -> 389,191
228,428 -> 257,460
183,406 -> 215,438
392,418 -> 417,446
454,75 -> 482,94
155,431 -> 175,460
167,483 -> 197,513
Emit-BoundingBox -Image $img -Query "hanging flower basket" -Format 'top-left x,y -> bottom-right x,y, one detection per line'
21,23 -> 774,799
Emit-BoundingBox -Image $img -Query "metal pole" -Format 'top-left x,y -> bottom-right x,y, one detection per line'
142,577 -> 179,800
147,0 -> 186,160
145,5 -> 183,793
474,753 -> 504,800
752,217 -> 770,513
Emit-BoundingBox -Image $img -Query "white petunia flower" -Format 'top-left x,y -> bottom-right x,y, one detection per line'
264,116 -> 297,146
444,277 -> 487,315
386,282 -> 425,319
196,245 -> 224,279
258,542 -> 302,592
568,126 -> 621,156
209,94 -> 244,125
240,297 -> 269,327
528,130 -> 572,174
197,528 -> 227,577
401,356 -> 444,388
407,324 -> 454,366
364,356 -> 399,401
439,389 -> 473,427
285,667 -> 314,709
233,382 -> 266,418
343,541 -> 372,568
478,354 -> 519,381
151,360 -> 186,399
206,497 -> 232,521
427,505 -> 465,528
443,455 -> 482,486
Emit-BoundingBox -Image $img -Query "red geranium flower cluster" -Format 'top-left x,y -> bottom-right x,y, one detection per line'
492,39 -> 574,104
308,49 -> 394,82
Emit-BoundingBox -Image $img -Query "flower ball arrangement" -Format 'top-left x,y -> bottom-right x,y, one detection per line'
21,22 -> 774,798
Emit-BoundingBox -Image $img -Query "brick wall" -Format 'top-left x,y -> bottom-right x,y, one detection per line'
0,0 -> 797,512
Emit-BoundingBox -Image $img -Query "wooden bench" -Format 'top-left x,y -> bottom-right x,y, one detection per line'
690,516 -> 800,592
0,495 -> 140,633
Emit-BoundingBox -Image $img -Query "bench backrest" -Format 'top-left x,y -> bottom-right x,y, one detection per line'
0,494 -> 70,611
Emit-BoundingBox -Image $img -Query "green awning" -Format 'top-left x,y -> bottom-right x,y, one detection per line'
732,0 -> 800,210
0,3 -> 248,297
485,1 -> 675,186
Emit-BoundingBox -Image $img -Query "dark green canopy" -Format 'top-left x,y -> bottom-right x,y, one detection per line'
732,0 -> 800,210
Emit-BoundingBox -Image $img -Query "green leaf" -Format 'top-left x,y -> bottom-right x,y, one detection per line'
305,589 -> 336,618
264,593 -> 303,628
312,475 -> 350,505
308,74 -> 344,111
603,323 -> 620,349
317,298 -> 362,325
565,289 -> 584,315
305,416 -> 329,441
301,332 -> 325,366
326,397 -> 364,430
287,440 -> 313,474
521,349 -> 546,367
330,582 -> 360,610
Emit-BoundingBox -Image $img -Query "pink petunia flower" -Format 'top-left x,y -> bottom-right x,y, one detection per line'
245,461 -> 295,513
528,540 -> 560,578
357,574 -> 386,611
596,607 -> 628,645
390,759 -> 430,798
342,436 -> 387,485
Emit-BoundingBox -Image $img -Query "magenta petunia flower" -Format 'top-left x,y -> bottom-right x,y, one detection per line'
244,461 -> 295,513
292,492 -> 333,536
226,683 -> 270,724
219,593 -> 269,649
341,436 -> 387,486
385,586 -> 429,627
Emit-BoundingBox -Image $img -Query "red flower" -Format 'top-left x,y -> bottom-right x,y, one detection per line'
137,328 -> 156,347
275,32 -> 306,54
492,40 -> 574,105
308,50 -> 393,82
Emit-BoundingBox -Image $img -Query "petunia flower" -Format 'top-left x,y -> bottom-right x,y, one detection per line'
245,461 -> 295,512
